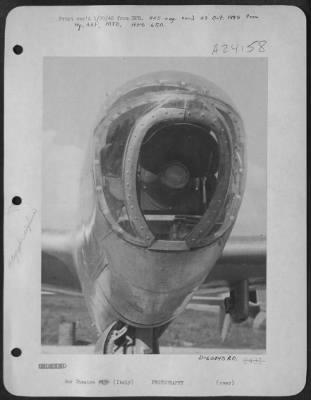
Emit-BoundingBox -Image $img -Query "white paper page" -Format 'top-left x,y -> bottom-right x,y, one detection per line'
4,5 -> 306,397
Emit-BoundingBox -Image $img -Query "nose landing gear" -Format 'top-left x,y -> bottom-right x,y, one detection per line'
95,321 -> 160,354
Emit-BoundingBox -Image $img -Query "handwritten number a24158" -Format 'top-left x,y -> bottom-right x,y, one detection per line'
212,40 -> 267,55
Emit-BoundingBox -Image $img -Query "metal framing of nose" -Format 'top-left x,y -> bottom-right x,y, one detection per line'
122,95 -> 241,250
93,74 -> 246,251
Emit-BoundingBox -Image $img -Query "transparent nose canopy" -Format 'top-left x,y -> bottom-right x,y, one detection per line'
94,71 -> 246,249
137,122 -> 219,240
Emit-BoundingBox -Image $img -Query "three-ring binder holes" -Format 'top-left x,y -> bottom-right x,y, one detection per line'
10,44 -> 24,362
11,348 -> 22,357
13,45 -> 23,55
12,196 -> 22,205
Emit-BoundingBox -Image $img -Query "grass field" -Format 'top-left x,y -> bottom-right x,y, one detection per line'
42,293 -> 265,350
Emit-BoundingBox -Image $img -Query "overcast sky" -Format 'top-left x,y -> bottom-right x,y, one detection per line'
43,57 -> 267,236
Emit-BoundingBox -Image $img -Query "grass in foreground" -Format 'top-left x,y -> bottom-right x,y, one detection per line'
42,294 -> 265,350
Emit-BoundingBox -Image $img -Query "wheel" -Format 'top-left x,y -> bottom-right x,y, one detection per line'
94,321 -> 160,354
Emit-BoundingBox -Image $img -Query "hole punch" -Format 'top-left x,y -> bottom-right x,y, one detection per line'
12,196 -> 22,205
13,45 -> 23,55
11,348 -> 22,357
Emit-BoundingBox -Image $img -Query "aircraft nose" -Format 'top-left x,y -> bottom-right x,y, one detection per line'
94,71 -> 246,249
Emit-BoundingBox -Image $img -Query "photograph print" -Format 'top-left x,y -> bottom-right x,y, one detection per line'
41,57 -> 267,354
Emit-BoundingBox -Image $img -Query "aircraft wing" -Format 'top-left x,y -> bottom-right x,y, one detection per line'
42,234 -> 265,296
201,235 -> 266,290
42,231 -> 81,294
187,235 -> 266,320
